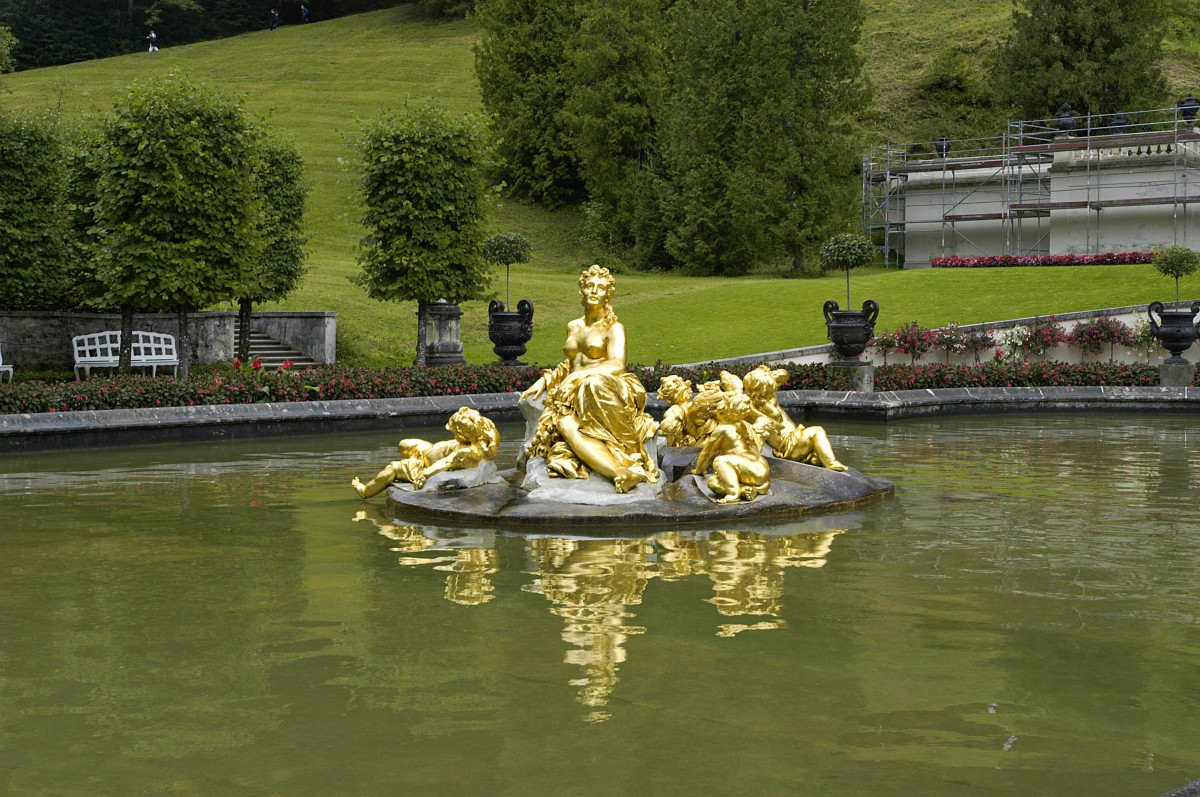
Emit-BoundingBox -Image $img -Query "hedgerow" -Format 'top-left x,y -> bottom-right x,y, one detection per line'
2,360 -> 1184,415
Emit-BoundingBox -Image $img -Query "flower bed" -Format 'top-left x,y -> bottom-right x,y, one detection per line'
4,359 -> 1186,416
931,252 -> 1154,268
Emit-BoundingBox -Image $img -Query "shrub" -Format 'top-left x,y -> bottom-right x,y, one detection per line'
1068,316 -> 1133,360
933,323 -> 968,362
890,321 -> 936,363
1015,317 -> 1066,359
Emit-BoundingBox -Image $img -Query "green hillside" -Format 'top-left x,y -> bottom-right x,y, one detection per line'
2,4 -> 1198,367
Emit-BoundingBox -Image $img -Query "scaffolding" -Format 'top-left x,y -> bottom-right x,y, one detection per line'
862,104 -> 1200,265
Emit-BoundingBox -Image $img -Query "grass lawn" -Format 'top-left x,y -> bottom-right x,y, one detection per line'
2,6 -> 1197,367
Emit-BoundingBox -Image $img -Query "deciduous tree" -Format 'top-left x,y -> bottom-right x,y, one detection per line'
354,104 -> 490,365
0,109 -> 72,311
93,74 -> 263,377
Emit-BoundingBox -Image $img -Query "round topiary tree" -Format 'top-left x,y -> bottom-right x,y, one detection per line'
820,231 -> 875,305
1153,245 -> 1200,303
482,231 -> 531,310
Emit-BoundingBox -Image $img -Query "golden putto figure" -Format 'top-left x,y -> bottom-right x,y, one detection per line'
352,407 -> 500,497
741,365 -> 847,471
520,265 -> 659,493
691,392 -> 771,502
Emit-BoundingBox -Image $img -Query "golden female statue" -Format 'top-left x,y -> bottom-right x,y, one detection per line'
352,407 -> 501,497
692,392 -> 771,502
520,265 -> 659,493
741,365 -> 847,471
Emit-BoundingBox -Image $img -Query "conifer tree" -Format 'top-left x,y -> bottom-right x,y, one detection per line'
475,0 -> 583,206
564,0 -> 665,260
656,0 -> 867,275
994,0 -> 1168,119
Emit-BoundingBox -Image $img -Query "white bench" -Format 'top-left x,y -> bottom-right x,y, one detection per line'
73,331 -> 179,379
0,342 -> 12,383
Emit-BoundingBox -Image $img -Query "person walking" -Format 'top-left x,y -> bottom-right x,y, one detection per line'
300,4 -> 309,23
269,9 -> 280,31
146,30 -> 158,51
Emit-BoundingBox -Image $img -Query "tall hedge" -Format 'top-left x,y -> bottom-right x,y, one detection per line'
93,74 -> 263,377
354,104 -> 490,364
0,108 -> 72,311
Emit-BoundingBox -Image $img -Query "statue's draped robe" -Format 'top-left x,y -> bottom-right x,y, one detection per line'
527,361 -> 659,482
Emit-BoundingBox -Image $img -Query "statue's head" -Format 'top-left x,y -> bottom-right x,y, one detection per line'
742,364 -> 788,401
578,264 -> 616,305
446,407 -> 501,458
718,392 -> 752,422
657,374 -> 693,405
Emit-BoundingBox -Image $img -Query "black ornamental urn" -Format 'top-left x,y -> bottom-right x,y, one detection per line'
1148,301 -> 1200,365
488,299 -> 534,366
824,299 -> 880,364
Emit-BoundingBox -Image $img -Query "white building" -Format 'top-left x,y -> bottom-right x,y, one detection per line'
864,106 -> 1200,268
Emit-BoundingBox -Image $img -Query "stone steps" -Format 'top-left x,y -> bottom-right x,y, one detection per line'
233,322 -> 316,371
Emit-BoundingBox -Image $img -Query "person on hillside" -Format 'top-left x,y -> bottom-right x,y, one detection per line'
269,9 -> 280,31
146,30 -> 158,52
300,4 -> 309,22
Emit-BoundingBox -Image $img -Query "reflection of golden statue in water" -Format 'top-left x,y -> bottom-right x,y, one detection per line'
352,407 -> 500,497
692,393 -> 771,502
705,529 -> 842,637
519,265 -> 659,493
525,538 -> 654,722
353,504 -> 499,605
741,365 -> 847,471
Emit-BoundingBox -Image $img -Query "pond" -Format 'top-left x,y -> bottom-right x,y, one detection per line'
1,414 -> 1197,796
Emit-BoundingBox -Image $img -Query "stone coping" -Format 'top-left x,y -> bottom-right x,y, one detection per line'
1,385 -> 1198,453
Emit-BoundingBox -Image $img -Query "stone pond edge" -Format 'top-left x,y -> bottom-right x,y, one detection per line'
2,385 -> 1198,453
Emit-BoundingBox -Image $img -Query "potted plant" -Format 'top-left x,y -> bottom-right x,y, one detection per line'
820,232 -> 879,364
1148,246 -> 1200,365
482,232 -> 534,365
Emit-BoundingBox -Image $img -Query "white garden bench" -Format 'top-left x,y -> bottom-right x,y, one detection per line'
72,331 -> 179,379
0,342 -> 12,383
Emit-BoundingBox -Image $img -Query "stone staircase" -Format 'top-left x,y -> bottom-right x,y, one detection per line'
233,320 -> 316,371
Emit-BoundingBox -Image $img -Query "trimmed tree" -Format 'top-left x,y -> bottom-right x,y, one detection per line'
354,105 -> 491,365
0,108 -> 72,311
1153,245 -> 1200,303
93,74 -> 263,378
235,137 -> 309,361
994,0 -> 1168,119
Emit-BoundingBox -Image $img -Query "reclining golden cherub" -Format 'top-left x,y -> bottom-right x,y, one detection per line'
741,365 -> 847,471
352,407 -> 501,498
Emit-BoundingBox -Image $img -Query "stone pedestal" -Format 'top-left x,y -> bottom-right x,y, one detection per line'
830,363 -> 874,393
425,302 -> 465,366
1160,362 -> 1196,387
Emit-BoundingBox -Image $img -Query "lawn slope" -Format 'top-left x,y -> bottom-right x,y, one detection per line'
2,5 -> 1197,367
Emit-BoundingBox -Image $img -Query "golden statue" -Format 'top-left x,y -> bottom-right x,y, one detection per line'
741,365 -> 847,471
520,265 -> 659,493
691,392 -> 771,502
352,407 -> 501,497
655,375 -> 695,447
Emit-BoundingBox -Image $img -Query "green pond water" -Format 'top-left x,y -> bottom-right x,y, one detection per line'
1,413 -> 1198,797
